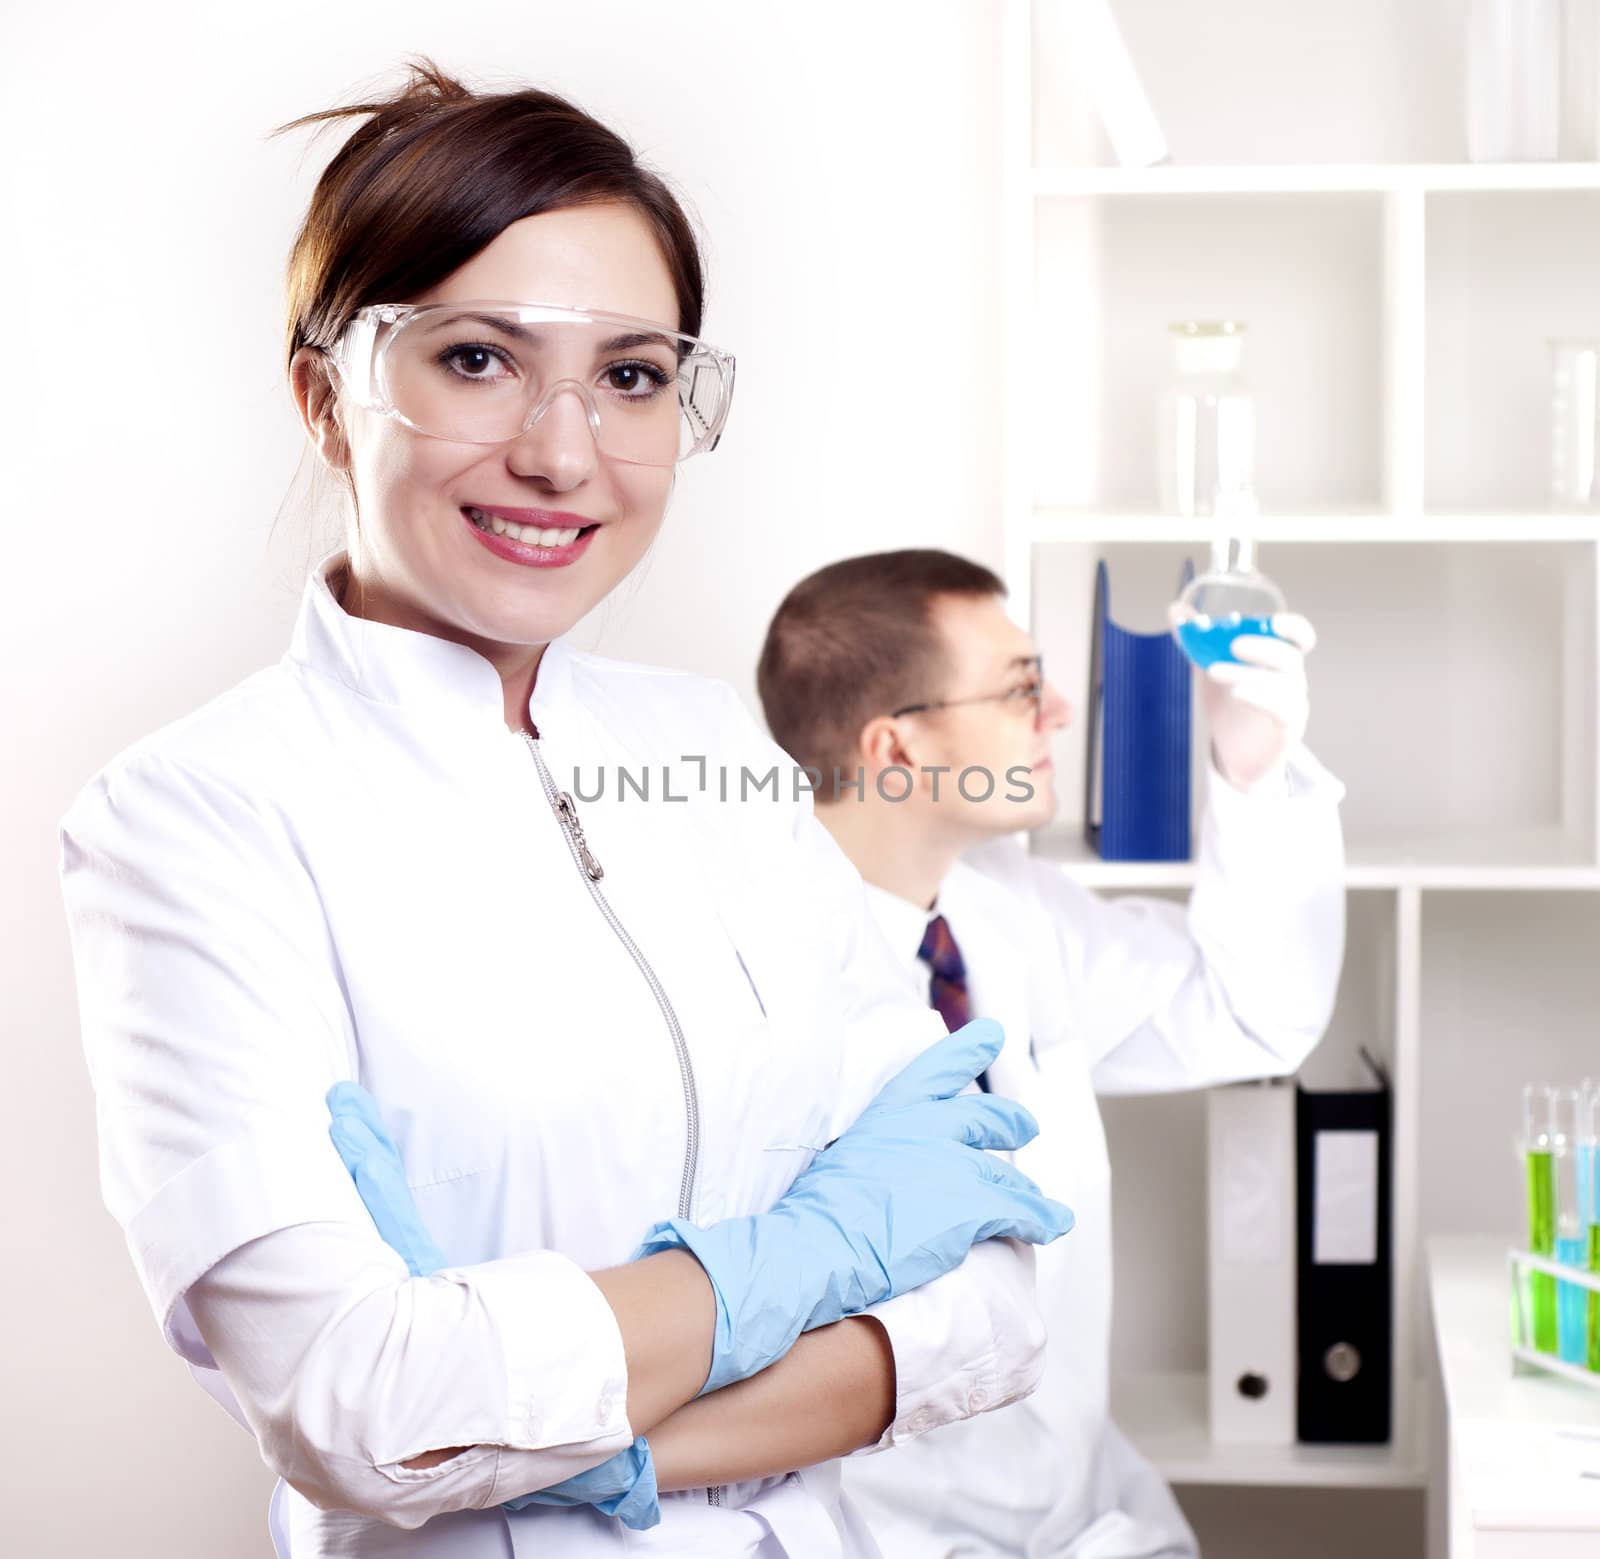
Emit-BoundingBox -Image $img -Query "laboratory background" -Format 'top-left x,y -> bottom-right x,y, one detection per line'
7,1 -> 1600,1555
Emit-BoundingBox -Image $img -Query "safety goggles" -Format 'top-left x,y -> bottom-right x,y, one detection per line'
329,300 -> 736,466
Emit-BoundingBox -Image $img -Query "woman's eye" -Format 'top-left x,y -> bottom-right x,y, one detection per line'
441,344 -> 511,381
604,361 -> 671,398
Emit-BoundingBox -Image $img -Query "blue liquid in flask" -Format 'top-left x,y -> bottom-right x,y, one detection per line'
1176,614 -> 1279,669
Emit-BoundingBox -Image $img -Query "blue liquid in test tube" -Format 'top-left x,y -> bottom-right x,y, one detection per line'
1559,1232 -> 1589,1363
1556,1086 -> 1587,1365
1579,1084 -> 1600,1371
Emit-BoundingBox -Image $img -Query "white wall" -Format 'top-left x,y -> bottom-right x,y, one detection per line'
1,5 -> 1004,1553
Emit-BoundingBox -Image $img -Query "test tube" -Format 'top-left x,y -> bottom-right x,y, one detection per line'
1581,1080 -> 1597,1230
1555,1086 -> 1587,1364
1581,1082 -> 1600,1371
1523,1083 -> 1558,1354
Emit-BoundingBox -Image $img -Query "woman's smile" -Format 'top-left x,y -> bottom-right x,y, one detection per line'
460,503 -> 600,568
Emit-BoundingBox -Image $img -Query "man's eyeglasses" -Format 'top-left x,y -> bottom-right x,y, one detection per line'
891,656 -> 1046,721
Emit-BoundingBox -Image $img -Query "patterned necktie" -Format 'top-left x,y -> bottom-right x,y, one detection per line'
917,914 -> 990,1092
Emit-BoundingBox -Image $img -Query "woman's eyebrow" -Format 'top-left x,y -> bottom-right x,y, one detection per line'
599,330 -> 674,352
416,314 -> 673,354
419,310 -> 537,341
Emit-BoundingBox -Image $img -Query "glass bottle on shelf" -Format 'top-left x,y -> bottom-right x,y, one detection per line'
1158,320 -> 1255,519
1550,338 -> 1600,508
1466,0 -> 1561,161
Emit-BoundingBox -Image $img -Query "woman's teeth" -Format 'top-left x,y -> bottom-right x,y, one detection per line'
466,507 -> 582,547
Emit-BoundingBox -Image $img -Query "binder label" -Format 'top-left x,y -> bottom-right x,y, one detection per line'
1313,1129 -> 1379,1265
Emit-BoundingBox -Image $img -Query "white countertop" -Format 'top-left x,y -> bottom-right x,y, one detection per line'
1429,1235 -> 1600,1541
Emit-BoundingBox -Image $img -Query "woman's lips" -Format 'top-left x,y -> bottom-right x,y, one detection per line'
467,503 -> 592,529
460,507 -> 598,569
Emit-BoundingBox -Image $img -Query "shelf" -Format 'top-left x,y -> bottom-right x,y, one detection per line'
1031,541 -> 1597,864
1031,191 -> 1384,512
1424,190 -> 1600,513
1011,21 -> 1600,1547
1110,1371 -> 1426,1489
1030,510 -> 1600,545
1418,901 -> 1600,1254
1035,164 -> 1600,197
1031,827 -> 1600,891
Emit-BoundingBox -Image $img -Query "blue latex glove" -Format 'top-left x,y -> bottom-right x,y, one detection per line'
326,1082 -> 447,1276
500,1435 -> 658,1526
635,1019 -> 1074,1394
325,1082 -> 660,1530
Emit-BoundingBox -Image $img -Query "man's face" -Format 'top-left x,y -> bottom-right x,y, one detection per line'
899,592 -> 1072,836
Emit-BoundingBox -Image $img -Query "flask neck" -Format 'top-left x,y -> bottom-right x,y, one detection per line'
1210,534 -> 1257,575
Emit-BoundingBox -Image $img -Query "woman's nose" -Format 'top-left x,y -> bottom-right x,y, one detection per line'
504,381 -> 600,489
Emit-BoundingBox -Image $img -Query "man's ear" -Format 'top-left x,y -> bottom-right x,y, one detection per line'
289,347 -> 351,473
859,714 -> 914,774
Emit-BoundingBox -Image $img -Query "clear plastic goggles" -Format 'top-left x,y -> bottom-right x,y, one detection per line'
330,301 -> 736,466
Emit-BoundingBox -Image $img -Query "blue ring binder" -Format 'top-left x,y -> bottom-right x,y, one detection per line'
1084,559 -> 1193,862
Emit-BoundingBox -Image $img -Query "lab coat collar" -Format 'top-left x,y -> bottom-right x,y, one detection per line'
862,878 -> 941,963
862,859 -> 1009,965
287,548 -> 578,731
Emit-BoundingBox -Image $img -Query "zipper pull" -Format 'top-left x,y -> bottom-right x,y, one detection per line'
554,791 -> 605,881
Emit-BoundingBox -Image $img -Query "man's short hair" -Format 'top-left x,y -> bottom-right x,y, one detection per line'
757,548 -> 1006,786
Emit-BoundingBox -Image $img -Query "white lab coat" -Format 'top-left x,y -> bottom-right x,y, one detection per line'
58,551 -> 1048,1559
842,749 -> 1347,1558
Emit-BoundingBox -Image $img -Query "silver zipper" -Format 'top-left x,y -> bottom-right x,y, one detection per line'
520,729 -> 702,1222
519,730 -> 725,1509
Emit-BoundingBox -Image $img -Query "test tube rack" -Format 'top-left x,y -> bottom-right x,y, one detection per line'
1509,1247 -> 1600,1391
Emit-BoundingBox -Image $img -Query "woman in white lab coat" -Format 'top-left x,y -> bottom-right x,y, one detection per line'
57,63 -> 1070,1559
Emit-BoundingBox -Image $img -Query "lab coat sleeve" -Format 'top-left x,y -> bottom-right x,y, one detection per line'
715,687 -> 1051,1443
59,752 -> 633,1526
1024,744 -> 1346,1093
847,1239 -> 1047,1455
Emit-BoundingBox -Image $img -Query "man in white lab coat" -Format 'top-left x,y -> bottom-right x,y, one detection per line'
756,549 -> 1345,1558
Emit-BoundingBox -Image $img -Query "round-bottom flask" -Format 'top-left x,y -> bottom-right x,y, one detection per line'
1170,535 -> 1285,669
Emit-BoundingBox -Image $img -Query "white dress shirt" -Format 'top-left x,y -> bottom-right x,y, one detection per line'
58,551 -> 1047,1559
842,748 -> 1347,1558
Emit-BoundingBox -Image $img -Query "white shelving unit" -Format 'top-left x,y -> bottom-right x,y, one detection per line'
1002,0 -> 1600,1515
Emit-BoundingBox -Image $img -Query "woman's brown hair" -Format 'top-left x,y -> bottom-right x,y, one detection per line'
270,57 -> 707,375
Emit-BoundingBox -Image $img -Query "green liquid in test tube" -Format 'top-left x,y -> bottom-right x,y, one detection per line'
1527,1149 -> 1557,1351
1524,1085 -> 1558,1355
1589,1222 -> 1600,1371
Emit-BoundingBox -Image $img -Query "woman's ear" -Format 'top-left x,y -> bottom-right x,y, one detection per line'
290,347 -> 351,473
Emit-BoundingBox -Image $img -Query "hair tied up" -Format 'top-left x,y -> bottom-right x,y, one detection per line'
269,55 -> 475,145
269,57 -> 707,373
